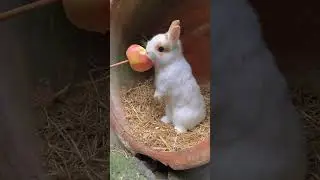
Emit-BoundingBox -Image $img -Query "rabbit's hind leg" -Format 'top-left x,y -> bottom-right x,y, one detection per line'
174,125 -> 187,134
172,107 -> 199,134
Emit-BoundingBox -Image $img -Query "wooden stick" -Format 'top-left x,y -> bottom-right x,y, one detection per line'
110,60 -> 129,68
0,0 -> 60,21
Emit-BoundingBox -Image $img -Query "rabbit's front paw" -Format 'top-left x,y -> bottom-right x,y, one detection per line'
153,91 -> 163,101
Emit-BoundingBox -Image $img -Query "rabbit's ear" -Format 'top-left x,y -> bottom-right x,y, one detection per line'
168,20 -> 181,42
168,20 -> 180,33
168,25 -> 181,42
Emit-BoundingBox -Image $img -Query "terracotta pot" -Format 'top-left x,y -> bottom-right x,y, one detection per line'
62,0 -> 109,34
110,0 -> 210,170
110,96 -> 210,170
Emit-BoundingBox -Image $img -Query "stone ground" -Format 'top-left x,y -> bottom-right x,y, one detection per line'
110,129 -> 185,180
110,150 -> 155,180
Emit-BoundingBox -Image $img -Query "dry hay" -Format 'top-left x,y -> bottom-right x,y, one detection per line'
36,68 -> 109,180
291,88 -> 320,180
120,78 -> 210,152
32,66 -> 319,179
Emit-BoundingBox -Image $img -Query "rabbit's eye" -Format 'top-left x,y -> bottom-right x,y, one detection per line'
158,46 -> 165,52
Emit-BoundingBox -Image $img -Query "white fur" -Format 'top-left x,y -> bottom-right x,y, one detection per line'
146,33 -> 206,133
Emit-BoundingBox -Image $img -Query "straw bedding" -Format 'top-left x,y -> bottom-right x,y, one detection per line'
34,70 -> 319,179
120,78 -> 210,152
36,69 -> 109,180
291,87 -> 320,180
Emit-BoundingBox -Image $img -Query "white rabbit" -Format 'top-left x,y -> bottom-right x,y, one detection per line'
145,20 -> 206,133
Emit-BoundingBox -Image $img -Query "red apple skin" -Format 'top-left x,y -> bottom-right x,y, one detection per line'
130,55 -> 153,72
126,44 -> 140,63
126,44 -> 153,72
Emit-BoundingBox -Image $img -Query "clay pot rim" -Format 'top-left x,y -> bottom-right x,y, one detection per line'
110,93 -> 210,170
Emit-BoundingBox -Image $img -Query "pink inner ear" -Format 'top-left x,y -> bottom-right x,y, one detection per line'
169,26 -> 181,41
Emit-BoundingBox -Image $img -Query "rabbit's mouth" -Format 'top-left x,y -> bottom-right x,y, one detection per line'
147,51 -> 161,68
147,52 -> 157,62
